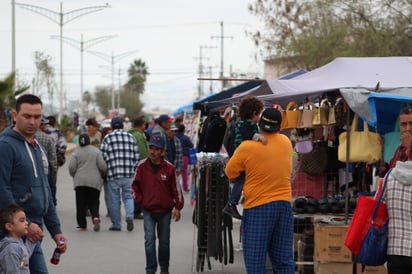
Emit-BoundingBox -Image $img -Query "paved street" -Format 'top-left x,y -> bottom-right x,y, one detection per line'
41,148 -> 248,274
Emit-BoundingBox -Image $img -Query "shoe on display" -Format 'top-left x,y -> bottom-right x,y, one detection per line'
222,203 -> 243,220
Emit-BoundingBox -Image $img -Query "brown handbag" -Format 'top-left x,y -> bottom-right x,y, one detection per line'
297,102 -> 317,128
334,97 -> 348,127
300,142 -> 328,175
284,101 -> 300,129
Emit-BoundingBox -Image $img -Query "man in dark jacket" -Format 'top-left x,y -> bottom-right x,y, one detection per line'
0,94 -> 67,273
132,133 -> 184,274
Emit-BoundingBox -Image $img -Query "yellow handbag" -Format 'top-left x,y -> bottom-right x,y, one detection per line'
338,115 -> 382,163
273,104 -> 288,130
284,101 -> 300,129
297,102 -> 317,128
313,99 -> 332,126
328,104 -> 336,125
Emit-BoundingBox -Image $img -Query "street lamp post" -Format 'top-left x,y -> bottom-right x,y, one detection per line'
50,34 -> 117,119
15,1 -> 110,121
87,50 -> 138,111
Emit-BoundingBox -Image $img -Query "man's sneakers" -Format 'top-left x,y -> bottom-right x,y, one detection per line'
93,217 -> 101,232
126,218 -> 134,231
108,219 -> 134,232
222,203 -> 243,220
134,214 -> 143,220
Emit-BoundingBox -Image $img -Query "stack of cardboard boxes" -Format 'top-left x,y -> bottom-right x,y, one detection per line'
309,223 -> 387,274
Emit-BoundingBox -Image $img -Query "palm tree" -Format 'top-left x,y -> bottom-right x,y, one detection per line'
0,72 -> 29,131
125,59 -> 149,94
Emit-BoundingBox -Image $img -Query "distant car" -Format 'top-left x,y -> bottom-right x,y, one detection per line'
100,119 -> 111,130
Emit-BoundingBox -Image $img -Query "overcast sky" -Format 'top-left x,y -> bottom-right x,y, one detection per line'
0,0 -> 263,115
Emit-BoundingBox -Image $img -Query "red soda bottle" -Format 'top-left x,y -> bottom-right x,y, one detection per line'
50,238 -> 65,265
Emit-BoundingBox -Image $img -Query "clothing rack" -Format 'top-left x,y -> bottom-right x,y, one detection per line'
192,153 -> 234,272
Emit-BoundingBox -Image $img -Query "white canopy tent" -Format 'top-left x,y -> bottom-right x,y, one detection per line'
254,56 -> 412,107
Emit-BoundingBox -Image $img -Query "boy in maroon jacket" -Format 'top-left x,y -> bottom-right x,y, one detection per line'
132,133 -> 184,274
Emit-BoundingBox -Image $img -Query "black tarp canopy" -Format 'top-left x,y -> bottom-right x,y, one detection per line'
192,81 -> 262,115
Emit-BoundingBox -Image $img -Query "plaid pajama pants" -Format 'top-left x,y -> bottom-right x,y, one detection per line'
242,201 -> 294,274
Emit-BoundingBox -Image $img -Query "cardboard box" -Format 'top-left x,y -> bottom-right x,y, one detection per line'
314,224 -> 352,263
314,261 -> 353,274
357,264 -> 387,274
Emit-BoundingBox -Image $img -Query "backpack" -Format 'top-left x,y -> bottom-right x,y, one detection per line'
56,130 -> 67,166
46,127 -> 67,167
57,150 -> 66,166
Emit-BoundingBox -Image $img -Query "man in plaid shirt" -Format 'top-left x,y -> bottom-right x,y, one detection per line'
36,117 -> 58,206
101,117 -> 139,231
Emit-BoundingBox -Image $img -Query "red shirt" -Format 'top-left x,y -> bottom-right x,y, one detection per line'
379,145 -> 409,177
389,145 -> 409,168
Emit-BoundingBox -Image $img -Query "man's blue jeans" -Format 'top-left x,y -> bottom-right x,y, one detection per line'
29,241 -> 48,274
143,210 -> 171,273
107,177 -> 134,229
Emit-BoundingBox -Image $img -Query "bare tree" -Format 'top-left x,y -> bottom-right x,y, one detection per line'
33,51 -> 56,108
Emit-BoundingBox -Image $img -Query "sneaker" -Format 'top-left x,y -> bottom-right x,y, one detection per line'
222,203 -> 243,220
134,214 -> 143,220
109,227 -> 121,231
92,217 -> 100,232
126,218 -> 134,231
76,226 -> 87,231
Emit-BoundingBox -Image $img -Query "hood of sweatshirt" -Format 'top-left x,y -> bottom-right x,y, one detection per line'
393,161 -> 412,185
0,236 -> 19,252
1,126 -> 26,142
1,126 -> 45,178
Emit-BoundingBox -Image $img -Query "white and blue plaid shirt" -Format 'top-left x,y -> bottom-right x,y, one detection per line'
101,129 -> 139,181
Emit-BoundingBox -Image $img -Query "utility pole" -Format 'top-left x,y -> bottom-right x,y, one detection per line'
208,66 -> 214,95
11,0 -> 16,75
211,21 -> 233,91
15,2 -> 110,121
88,50 -> 138,111
50,34 -> 117,119
194,46 -> 216,99
117,67 -> 122,109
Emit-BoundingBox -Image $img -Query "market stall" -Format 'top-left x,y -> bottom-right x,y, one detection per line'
190,56 -> 412,273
